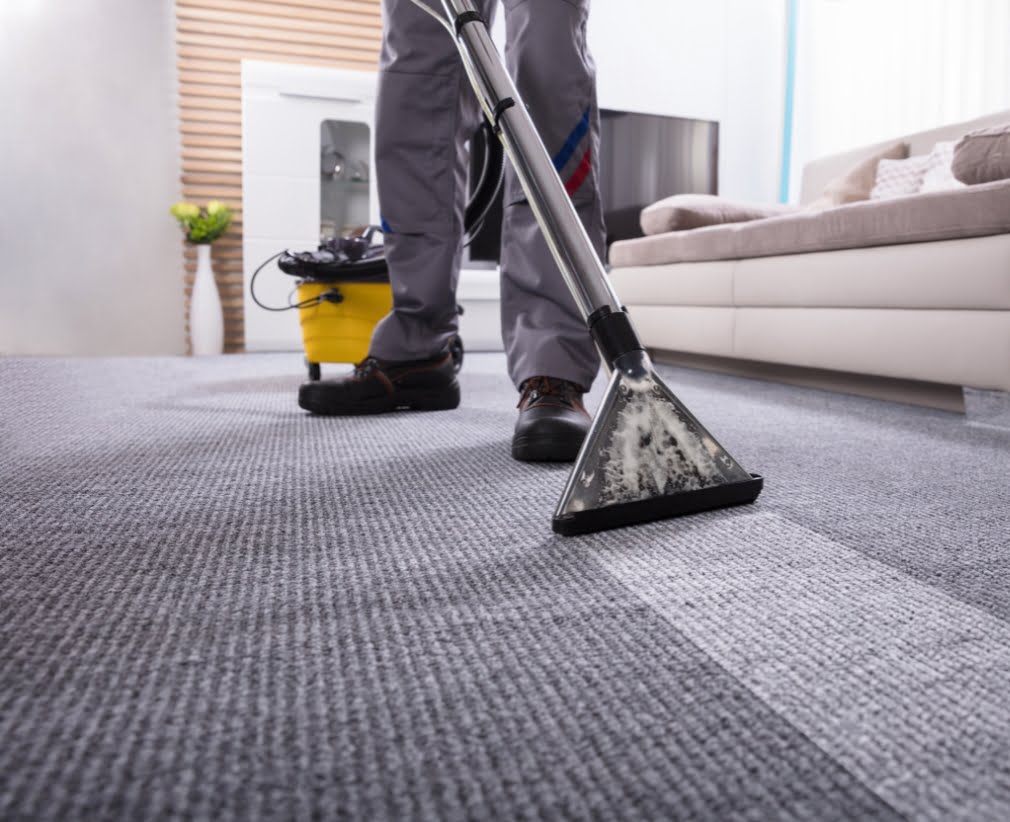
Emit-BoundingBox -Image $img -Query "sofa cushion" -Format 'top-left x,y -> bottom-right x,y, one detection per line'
870,155 -> 932,199
808,140 -> 909,209
919,141 -> 966,193
609,179 -> 1010,268
953,123 -> 1010,185
639,194 -> 795,236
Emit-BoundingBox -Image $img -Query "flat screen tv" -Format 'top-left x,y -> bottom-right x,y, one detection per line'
465,109 -> 719,264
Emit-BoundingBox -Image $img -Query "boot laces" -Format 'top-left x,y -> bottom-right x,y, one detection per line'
353,357 -> 381,379
518,376 -> 583,409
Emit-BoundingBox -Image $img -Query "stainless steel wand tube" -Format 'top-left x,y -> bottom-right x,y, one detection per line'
440,0 -> 622,324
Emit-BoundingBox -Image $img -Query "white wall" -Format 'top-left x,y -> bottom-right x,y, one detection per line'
588,0 -> 787,204
0,0 -> 185,356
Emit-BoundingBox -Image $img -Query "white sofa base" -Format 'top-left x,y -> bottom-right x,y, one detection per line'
630,304 -> 1010,393
610,235 -> 1010,396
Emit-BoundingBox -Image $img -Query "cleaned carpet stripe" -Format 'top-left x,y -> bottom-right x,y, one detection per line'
589,510 -> 1010,821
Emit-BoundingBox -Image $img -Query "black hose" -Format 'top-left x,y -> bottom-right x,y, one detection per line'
463,119 -> 505,245
250,251 -> 336,312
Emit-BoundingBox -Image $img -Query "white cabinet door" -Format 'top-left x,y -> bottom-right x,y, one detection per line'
242,60 -> 378,352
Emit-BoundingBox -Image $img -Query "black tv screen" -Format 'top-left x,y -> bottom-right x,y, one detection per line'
465,109 -> 719,264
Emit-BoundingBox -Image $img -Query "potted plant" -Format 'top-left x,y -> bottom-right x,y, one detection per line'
170,200 -> 233,355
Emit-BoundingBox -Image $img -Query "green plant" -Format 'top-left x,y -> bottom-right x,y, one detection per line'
170,200 -> 233,244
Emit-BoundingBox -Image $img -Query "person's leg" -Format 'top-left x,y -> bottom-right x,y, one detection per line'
499,0 -> 604,393
498,0 -> 605,460
299,0 -> 493,416
369,0 -> 488,362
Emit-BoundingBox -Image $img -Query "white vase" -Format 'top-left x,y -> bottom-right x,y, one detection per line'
190,243 -> 224,356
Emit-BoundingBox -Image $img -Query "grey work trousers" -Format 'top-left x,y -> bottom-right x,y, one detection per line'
369,0 -> 605,391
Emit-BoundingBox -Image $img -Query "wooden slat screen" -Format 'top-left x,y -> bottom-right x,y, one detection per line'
175,0 -> 382,352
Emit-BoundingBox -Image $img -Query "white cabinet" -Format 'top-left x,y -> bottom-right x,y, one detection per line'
241,60 -> 379,352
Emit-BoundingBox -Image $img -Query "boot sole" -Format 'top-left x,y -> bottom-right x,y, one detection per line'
299,382 -> 460,416
511,431 -> 585,463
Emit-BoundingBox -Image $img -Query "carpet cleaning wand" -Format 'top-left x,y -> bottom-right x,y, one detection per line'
421,0 -> 763,534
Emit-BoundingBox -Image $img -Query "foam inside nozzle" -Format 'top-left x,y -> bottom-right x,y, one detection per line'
559,370 -> 752,515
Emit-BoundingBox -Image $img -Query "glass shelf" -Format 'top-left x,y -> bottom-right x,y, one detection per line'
320,119 -> 370,242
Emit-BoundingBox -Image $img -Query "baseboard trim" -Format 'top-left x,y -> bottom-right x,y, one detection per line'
650,349 -> 966,413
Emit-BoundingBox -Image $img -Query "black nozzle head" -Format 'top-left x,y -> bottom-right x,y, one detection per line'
588,307 -> 645,367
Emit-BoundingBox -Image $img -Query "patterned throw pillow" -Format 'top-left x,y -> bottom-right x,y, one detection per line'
919,141 -> 967,193
809,141 -> 909,210
870,154 -> 932,199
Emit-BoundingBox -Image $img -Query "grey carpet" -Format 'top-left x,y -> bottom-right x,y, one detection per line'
2,352 -> 1009,821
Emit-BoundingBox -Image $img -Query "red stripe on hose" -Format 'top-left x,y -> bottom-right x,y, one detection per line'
565,145 -> 592,196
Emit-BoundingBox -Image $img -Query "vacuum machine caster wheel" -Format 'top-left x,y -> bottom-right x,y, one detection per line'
449,335 -> 464,373
307,361 -> 321,381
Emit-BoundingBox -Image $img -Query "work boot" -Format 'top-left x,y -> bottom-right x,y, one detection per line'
298,352 -> 460,415
512,376 -> 590,462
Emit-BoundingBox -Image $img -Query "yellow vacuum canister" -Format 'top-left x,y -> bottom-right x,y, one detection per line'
253,230 -> 463,381
296,280 -> 392,373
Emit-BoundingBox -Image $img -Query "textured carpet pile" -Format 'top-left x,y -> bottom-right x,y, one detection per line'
2,353 -> 1009,820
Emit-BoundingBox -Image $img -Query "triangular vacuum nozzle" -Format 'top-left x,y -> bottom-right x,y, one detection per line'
553,350 -> 763,536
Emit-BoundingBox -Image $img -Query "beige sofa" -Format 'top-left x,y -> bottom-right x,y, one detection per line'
608,111 -> 1010,413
